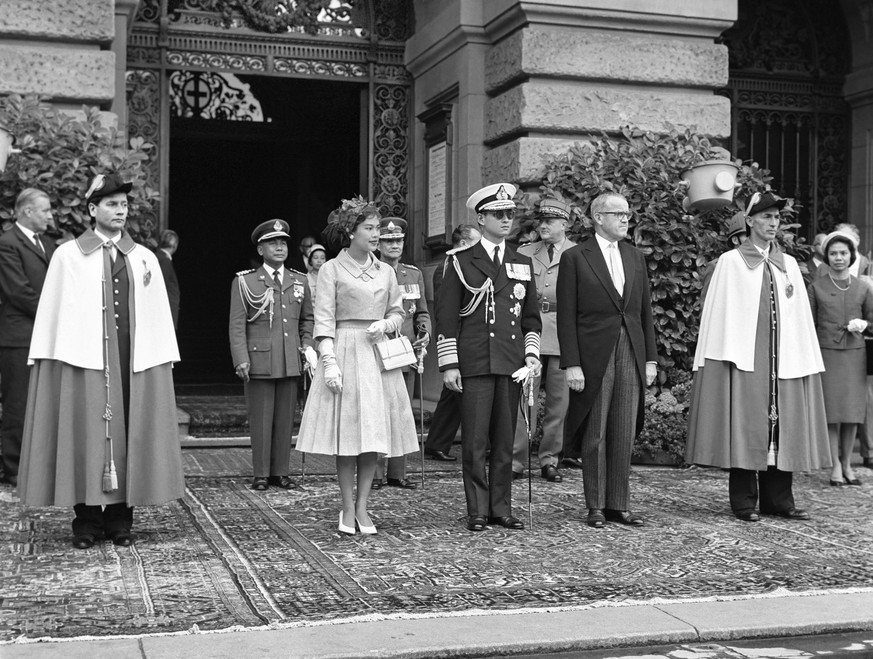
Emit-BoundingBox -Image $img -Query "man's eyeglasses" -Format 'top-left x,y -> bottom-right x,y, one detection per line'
486,209 -> 516,220
598,211 -> 631,220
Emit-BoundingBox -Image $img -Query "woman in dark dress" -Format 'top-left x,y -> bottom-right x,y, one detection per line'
808,231 -> 873,486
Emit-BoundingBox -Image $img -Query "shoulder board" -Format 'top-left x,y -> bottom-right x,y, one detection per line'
286,267 -> 306,277
400,262 -> 420,271
235,269 -> 255,277
446,244 -> 473,256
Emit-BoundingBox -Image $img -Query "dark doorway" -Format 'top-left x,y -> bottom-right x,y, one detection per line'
169,75 -> 365,384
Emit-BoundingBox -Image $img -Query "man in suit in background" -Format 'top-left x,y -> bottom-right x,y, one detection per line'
557,191 -> 658,528
437,183 -> 541,532
425,223 -> 481,462
512,198 -> 575,483
0,188 -> 55,486
156,229 -> 181,330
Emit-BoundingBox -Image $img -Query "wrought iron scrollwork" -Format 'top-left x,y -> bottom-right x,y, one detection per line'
373,83 -> 408,219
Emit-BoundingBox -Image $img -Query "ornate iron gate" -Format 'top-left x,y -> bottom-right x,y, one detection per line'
719,0 -> 850,237
126,0 -> 411,228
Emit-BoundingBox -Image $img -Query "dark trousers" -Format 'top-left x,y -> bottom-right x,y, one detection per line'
729,467 -> 795,515
580,327 -> 639,511
0,347 -> 28,478
246,377 -> 297,478
73,503 -> 134,538
460,374 -> 520,518
425,384 -> 461,454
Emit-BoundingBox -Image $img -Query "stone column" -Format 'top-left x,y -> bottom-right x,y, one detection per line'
843,0 -> 873,244
480,0 -> 736,184
0,0 -> 116,113
113,0 -> 140,135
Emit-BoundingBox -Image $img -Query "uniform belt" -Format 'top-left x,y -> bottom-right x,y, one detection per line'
540,299 -> 557,313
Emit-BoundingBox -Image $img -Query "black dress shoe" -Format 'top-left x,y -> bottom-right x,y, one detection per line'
251,477 -> 269,491
541,465 -> 562,482
386,478 -> 417,490
770,508 -> 810,520
735,511 -> 759,522
268,475 -> 296,489
561,457 -> 584,470
844,475 -> 862,486
72,534 -> 96,549
605,509 -> 644,526
864,458 -> 873,469
466,516 -> 487,531
110,531 -> 134,547
829,479 -> 845,487
0,473 -> 17,487
425,450 -> 457,462
371,479 -> 383,490
586,509 -> 605,528
487,515 -> 524,530
512,470 -> 524,480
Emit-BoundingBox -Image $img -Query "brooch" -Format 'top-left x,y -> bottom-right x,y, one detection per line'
143,260 -> 151,287
785,282 -> 794,298
512,283 -> 526,300
511,302 -> 521,317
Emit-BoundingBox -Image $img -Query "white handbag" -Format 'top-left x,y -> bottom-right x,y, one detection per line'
374,334 -> 417,371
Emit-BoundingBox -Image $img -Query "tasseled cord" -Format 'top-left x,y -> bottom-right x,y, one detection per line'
101,244 -> 118,493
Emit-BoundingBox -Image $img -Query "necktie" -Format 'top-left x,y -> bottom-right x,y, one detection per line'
106,241 -> 117,264
33,235 -> 44,254
547,243 -> 555,263
492,246 -> 501,269
608,243 -> 624,294
273,270 -> 281,290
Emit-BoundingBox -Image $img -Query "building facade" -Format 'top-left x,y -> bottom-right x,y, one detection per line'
2,0 -> 872,386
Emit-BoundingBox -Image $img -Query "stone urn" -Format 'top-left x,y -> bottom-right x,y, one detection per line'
681,159 -> 739,212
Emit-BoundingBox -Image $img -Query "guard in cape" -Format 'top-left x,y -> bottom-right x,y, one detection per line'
436,183 -> 542,532
229,219 -> 316,491
17,172 -> 183,549
686,191 -> 830,522
373,216 -> 431,490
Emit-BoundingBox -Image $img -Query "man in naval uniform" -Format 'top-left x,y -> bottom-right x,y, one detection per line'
229,220 -> 315,491
512,198 -> 575,483
18,173 -> 183,549
436,183 -> 542,532
373,216 -> 431,490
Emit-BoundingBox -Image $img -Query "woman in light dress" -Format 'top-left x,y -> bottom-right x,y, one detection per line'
296,200 -> 418,535
807,230 -> 873,487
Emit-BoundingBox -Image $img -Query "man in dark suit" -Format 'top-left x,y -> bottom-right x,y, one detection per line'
437,183 -> 542,532
556,191 -> 658,528
0,188 -> 55,486
229,220 -> 315,491
156,229 -> 180,330
424,223 -> 481,462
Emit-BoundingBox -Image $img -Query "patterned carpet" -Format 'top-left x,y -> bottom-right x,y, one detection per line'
2,449 -> 873,641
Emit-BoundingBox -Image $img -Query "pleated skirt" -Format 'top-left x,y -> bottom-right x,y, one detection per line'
296,323 -> 418,457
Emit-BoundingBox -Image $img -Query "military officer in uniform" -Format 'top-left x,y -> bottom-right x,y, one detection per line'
437,183 -> 542,532
512,198 -> 575,483
229,220 -> 316,491
373,216 -> 431,490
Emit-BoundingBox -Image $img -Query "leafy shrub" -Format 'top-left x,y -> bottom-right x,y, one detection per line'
518,126 -> 808,381
0,94 -> 159,245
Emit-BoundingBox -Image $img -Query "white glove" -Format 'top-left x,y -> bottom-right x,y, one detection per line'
303,346 -> 318,376
511,365 -> 531,383
365,319 -> 393,342
318,338 -> 342,393
847,318 -> 869,334
415,345 -> 427,374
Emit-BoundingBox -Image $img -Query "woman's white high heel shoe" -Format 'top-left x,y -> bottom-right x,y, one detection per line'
338,512 -> 355,535
356,516 -> 377,535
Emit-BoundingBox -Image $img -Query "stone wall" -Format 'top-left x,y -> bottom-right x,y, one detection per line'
0,0 -> 117,106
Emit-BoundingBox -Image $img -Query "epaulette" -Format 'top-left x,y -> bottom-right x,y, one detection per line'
400,262 -> 420,271
446,243 -> 474,256
235,268 -> 255,277
286,267 -> 306,277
